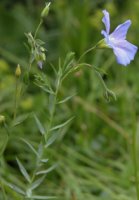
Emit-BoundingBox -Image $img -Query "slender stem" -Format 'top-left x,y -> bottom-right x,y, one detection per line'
34,19 -> 43,39
13,77 -> 19,120
132,119 -> 139,200
45,76 -> 61,143
77,45 -> 96,63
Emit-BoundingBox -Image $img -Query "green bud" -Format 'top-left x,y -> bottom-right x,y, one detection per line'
96,39 -> 110,49
36,52 -> 46,62
15,64 -> 21,77
41,53 -> 46,61
0,115 -> 5,124
40,47 -> 45,52
41,2 -> 51,18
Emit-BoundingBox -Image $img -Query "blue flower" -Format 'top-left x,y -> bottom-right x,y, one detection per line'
101,10 -> 138,66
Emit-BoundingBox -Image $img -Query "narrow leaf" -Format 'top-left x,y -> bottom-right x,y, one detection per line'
16,158 -> 31,183
63,52 -> 75,70
36,164 -> 57,175
30,175 -> 46,191
49,63 -> 57,75
20,138 -> 39,157
45,132 -> 58,148
57,94 -> 76,104
50,117 -> 74,131
38,142 -> 43,157
12,113 -> 30,127
39,86 -> 54,95
34,114 -> 45,135
6,182 -> 25,195
41,158 -> 49,163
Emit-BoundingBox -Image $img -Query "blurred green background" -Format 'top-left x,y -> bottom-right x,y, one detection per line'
0,0 -> 139,199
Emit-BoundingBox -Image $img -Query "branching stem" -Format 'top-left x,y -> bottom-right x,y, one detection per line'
13,77 -> 20,120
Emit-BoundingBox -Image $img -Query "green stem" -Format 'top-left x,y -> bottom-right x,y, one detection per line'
45,76 -> 61,143
13,77 -> 19,120
77,45 -> 96,63
34,19 -> 43,39
28,75 -> 61,198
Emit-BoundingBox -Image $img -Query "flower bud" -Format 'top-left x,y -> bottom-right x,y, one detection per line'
41,2 -> 51,18
41,53 -> 46,61
0,115 -> 5,124
15,64 -> 21,77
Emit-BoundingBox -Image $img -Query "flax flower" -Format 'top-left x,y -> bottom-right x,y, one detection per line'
101,10 -> 138,66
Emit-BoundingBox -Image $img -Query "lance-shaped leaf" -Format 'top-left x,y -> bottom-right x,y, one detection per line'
63,52 -> 75,71
41,158 -> 49,163
16,158 -> 31,183
34,114 -> 46,135
36,164 -> 58,175
30,175 -> 46,191
12,113 -> 30,127
38,86 -> 54,95
20,138 -> 39,157
45,132 -> 59,148
57,94 -> 76,104
5,182 -> 25,195
50,117 -> 74,131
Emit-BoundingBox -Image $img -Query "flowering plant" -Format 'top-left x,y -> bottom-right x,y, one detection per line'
101,10 -> 138,66
0,3 -> 138,200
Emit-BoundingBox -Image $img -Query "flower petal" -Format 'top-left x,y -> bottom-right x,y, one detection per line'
112,40 -> 138,66
110,20 -> 131,40
37,61 -> 43,69
102,10 -> 110,34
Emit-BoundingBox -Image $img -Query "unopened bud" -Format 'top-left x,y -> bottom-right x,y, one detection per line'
40,47 -> 45,52
0,115 -> 5,124
15,64 -> 21,77
41,2 -> 51,18
41,53 -> 46,61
